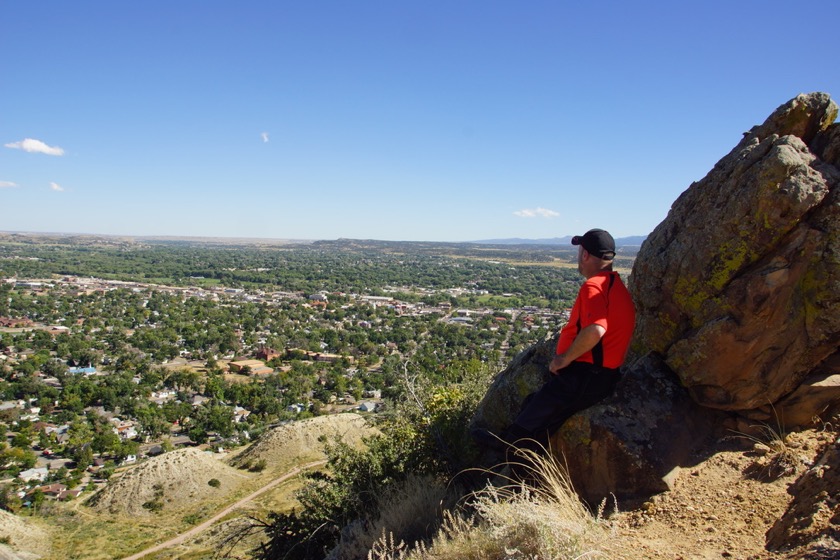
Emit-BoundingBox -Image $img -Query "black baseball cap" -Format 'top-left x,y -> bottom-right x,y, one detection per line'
571,229 -> 616,260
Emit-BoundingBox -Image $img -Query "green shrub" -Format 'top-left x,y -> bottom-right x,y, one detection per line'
208,478 -> 221,488
249,459 -> 267,472
183,513 -> 203,524
142,500 -> 163,513
254,360 -> 496,559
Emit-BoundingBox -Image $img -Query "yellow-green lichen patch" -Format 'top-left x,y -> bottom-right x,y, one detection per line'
514,374 -> 539,401
796,261 -> 834,334
708,238 -> 753,292
654,310 -> 680,344
559,415 -> 592,447
673,275 -> 708,315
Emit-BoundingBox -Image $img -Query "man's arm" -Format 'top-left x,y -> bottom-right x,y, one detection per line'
549,323 -> 606,373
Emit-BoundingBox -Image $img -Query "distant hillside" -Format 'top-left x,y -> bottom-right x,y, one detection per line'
87,448 -> 244,516
230,413 -> 378,472
472,235 -> 647,246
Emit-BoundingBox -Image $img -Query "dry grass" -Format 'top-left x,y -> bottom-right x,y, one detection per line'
326,474 -> 451,560
743,426 -> 799,480
730,411 -> 799,481
0,508 -> 52,557
368,445 -> 611,560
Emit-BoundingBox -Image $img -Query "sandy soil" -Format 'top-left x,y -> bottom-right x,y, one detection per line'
607,426 -> 840,560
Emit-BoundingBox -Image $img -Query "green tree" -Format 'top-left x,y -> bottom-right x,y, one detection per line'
11,431 -> 31,449
37,429 -> 52,451
0,445 -> 37,472
92,430 -> 121,455
0,484 -> 22,512
66,420 -> 94,468
41,359 -> 67,378
134,405 -> 169,439
162,400 -> 192,428
115,440 -> 140,462
29,488 -> 45,512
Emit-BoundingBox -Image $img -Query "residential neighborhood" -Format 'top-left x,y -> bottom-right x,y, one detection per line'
0,260 -> 573,510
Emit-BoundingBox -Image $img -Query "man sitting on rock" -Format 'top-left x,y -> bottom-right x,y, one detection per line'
474,228 -> 636,453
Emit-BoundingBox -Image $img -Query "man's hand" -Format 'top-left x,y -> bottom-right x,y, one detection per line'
549,353 -> 571,374
550,324 -> 606,374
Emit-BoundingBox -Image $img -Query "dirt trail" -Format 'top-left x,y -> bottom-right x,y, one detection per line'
121,460 -> 325,560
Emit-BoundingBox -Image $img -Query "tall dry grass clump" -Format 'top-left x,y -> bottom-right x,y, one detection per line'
326,474 -> 451,560
730,406 -> 799,481
369,445 -> 612,560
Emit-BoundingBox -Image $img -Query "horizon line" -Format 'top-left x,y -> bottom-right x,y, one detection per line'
0,229 -> 647,245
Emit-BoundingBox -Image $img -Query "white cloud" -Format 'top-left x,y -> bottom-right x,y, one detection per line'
4,138 -> 65,156
0,181 -> 18,188
513,207 -> 560,218
261,132 -> 270,143
50,182 -> 64,192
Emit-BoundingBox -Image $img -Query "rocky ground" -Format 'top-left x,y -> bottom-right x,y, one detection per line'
608,424 -> 839,560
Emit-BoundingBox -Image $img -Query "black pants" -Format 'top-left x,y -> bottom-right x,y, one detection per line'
511,361 -> 621,440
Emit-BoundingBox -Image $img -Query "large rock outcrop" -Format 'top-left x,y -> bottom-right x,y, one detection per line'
471,93 -> 840,506
631,92 -> 840,415
468,335 -> 557,436
553,354 -> 721,505
471,342 -> 722,504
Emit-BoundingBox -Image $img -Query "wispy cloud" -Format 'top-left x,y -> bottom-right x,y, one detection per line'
513,207 -> 560,218
50,182 -> 64,192
261,132 -> 270,143
0,181 -> 18,188
5,138 -> 65,156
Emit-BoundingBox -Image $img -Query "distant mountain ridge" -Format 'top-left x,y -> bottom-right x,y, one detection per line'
1,230 -> 647,247
472,235 -> 647,246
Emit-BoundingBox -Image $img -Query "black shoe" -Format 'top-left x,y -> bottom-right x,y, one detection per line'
470,427 -> 509,452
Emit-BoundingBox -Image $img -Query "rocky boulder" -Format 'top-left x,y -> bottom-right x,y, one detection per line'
552,354 -> 721,505
630,92 -> 840,415
469,334 -> 557,435
471,93 -> 840,506
469,341 -> 724,506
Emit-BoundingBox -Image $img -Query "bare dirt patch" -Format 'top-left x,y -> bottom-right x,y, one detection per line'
607,426 -> 840,560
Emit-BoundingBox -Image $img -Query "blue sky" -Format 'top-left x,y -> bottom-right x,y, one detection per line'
2,2 -> 838,242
